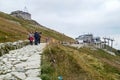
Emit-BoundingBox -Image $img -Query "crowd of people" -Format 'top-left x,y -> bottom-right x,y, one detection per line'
28,31 -> 42,45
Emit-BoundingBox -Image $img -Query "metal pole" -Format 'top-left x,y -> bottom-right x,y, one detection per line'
110,39 -> 114,52
103,37 -> 107,49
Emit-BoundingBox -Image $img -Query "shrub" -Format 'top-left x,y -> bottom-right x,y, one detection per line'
41,63 -> 54,74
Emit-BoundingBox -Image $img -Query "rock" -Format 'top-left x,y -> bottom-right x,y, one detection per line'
38,52 -> 42,55
20,58 -> 28,62
2,57 -> 8,63
25,69 -> 40,77
0,66 -> 11,74
11,66 -> 16,72
27,54 -> 40,62
12,42 -> 18,46
15,61 -> 40,70
8,57 -> 17,61
12,60 -> 21,65
25,77 -> 41,80
25,61 -> 40,70
15,66 -> 25,72
1,73 -> 16,80
12,72 -> 26,80
0,75 -> 5,80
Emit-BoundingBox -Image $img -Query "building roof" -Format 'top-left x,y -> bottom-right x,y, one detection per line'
11,10 -> 31,15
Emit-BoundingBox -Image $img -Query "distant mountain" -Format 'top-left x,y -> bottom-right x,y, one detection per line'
0,11 -> 74,42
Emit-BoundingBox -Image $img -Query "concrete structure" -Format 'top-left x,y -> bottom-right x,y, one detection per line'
11,10 -> 31,20
76,34 -> 102,43
76,34 -> 104,48
76,34 -> 94,43
103,37 -> 114,51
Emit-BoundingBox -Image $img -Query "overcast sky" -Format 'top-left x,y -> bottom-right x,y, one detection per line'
0,0 -> 120,49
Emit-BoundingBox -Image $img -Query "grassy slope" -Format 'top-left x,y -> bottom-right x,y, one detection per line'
41,44 -> 89,80
76,47 -> 120,80
1,11 -> 120,80
0,11 -> 74,42
41,44 -> 120,80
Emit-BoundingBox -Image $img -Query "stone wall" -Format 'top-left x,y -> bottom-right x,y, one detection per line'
0,40 -> 29,56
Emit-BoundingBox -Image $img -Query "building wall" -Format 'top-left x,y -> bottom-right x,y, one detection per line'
77,34 -> 93,43
11,11 -> 31,20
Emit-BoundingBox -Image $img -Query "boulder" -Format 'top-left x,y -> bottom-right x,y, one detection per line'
25,69 -> 40,77
12,72 -> 26,80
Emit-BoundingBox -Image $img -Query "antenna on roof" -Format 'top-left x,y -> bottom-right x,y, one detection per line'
23,6 -> 28,12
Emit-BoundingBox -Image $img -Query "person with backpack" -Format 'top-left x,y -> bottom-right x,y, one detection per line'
34,31 -> 39,45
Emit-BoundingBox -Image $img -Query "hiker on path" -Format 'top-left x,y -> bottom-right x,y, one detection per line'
38,32 -> 42,44
34,31 -> 40,45
46,37 -> 50,44
28,32 -> 34,45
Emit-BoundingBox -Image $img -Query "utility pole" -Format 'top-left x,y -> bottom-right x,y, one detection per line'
103,37 -> 114,52
103,37 -> 107,49
110,39 -> 114,51
106,38 -> 110,50
107,38 -> 110,46
111,39 -> 114,48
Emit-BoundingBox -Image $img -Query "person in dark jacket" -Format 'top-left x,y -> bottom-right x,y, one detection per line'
34,31 -> 39,45
38,32 -> 42,44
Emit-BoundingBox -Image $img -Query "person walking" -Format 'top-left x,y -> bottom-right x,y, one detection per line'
38,32 -> 42,44
34,31 -> 39,45
28,32 -> 34,45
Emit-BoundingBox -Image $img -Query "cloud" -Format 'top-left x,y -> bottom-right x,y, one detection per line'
0,0 -> 26,12
102,0 -> 120,12
32,1 -> 120,40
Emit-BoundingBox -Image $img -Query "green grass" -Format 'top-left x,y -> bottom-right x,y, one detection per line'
77,47 -> 120,80
41,44 -> 92,80
41,44 -> 120,80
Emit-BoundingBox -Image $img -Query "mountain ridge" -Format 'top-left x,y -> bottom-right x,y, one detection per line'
0,11 -> 74,43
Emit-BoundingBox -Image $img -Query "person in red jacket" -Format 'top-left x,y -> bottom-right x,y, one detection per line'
28,32 -> 34,45
29,36 -> 34,45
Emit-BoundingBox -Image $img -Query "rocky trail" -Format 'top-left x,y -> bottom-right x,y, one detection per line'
0,43 -> 46,80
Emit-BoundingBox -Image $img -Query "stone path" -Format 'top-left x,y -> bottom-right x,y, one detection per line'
70,44 -> 84,48
0,43 -> 46,80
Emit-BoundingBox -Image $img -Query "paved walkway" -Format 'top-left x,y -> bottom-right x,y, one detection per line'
0,43 -> 46,80
70,44 -> 84,48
